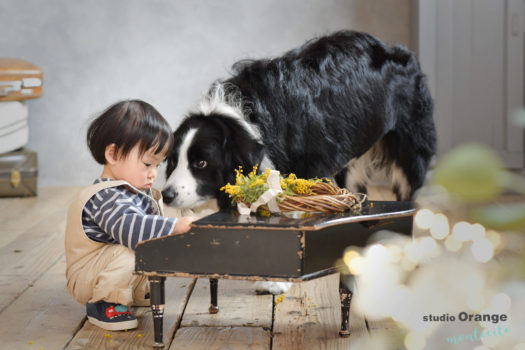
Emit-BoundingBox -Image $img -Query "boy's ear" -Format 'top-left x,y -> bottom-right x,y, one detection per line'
104,144 -> 118,164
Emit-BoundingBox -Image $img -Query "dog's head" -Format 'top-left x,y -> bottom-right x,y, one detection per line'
162,113 -> 264,209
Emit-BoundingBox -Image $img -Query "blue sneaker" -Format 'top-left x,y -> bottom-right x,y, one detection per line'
86,301 -> 138,331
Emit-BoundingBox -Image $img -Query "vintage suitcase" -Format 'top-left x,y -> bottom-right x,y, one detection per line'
0,58 -> 43,101
0,148 -> 38,197
0,101 -> 29,154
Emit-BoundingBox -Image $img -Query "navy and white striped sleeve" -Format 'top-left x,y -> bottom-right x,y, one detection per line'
90,189 -> 177,249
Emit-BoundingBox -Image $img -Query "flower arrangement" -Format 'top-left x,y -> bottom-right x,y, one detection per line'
220,165 -> 366,215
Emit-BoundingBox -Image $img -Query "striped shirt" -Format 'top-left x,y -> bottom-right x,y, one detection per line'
82,178 -> 177,249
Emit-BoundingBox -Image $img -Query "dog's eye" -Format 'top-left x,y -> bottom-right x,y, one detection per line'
193,160 -> 208,169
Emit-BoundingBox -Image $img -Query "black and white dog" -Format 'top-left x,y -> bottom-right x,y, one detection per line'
162,30 -> 436,212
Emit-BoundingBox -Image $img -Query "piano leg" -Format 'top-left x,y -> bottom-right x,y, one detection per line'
149,276 -> 166,348
339,277 -> 353,337
208,278 -> 219,314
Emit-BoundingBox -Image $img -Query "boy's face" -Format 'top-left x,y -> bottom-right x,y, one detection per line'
107,144 -> 166,191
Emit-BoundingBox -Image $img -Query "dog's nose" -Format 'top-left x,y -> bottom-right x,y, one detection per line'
162,187 -> 177,204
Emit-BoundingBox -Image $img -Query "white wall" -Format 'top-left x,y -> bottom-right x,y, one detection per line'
0,0 -> 412,186
416,0 -> 524,168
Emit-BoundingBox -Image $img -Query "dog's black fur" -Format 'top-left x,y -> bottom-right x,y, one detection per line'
162,30 -> 436,209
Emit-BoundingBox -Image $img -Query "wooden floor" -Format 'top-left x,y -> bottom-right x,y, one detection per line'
0,186 -> 397,350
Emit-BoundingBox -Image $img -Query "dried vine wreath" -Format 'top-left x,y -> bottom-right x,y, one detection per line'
221,166 -> 366,215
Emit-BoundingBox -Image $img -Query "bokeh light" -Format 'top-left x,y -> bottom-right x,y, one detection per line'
404,331 -> 426,350
415,209 -> 434,229
348,256 -> 365,275
343,249 -> 360,266
345,204 -> 523,348
444,234 -> 463,252
467,293 -> 485,311
386,244 -> 403,262
471,238 -> 494,262
480,327 -> 502,347
452,221 -> 473,241
418,237 -> 440,260
430,213 -> 450,239
470,223 -> 486,239
485,230 -> 501,249
492,293 -> 511,312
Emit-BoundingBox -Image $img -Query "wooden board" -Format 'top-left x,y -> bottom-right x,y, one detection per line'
0,257 -> 86,350
366,317 -> 403,346
181,279 -> 272,328
0,187 -> 79,311
65,277 -> 196,350
0,187 -> 76,231
272,274 -> 369,350
170,327 -> 270,350
0,206 -> 69,311
0,186 -> 78,248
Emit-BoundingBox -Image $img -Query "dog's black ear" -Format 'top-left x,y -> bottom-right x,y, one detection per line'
166,120 -> 192,178
214,115 -> 265,172
166,145 -> 177,176
229,136 -> 265,173
211,115 -> 265,211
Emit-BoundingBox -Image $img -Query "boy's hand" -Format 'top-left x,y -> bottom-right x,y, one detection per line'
172,216 -> 198,235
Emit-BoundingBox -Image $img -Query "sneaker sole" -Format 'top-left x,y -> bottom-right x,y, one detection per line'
87,316 -> 138,331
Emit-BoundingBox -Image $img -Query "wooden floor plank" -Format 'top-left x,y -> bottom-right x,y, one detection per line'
170,327 -> 270,350
0,208 -> 67,312
0,187 -> 78,237
0,257 -> 86,350
272,274 -> 369,350
0,187 -> 77,250
65,277 -> 196,350
181,279 -> 273,328
366,317 -> 403,345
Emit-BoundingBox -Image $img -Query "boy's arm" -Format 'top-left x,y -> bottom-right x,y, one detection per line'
90,191 -> 177,248
108,210 -> 177,248
172,216 -> 198,234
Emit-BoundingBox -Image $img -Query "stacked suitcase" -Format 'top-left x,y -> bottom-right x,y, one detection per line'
0,58 -> 42,197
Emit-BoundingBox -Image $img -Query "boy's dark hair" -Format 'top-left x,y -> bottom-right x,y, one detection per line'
87,100 -> 174,164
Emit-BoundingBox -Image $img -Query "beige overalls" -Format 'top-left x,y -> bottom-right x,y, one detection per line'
65,180 -> 167,306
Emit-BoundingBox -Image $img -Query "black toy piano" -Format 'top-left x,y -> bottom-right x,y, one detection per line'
135,201 -> 415,348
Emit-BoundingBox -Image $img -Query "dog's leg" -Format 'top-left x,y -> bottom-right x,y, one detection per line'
343,160 -> 369,196
389,164 -> 412,201
387,147 -> 429,201
334,168 -> 347,188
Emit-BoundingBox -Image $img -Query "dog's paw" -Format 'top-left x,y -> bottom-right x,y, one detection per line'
254,281 -> 292,295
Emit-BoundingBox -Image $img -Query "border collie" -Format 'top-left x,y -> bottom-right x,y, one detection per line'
162,30 -> 436,211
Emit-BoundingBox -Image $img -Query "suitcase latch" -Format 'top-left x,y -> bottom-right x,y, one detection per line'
10,169 -> 21,188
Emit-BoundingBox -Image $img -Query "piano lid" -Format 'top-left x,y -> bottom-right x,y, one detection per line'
191,200 -> 416,231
